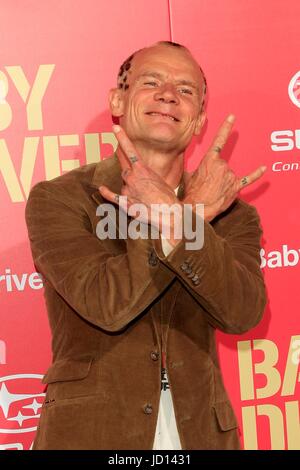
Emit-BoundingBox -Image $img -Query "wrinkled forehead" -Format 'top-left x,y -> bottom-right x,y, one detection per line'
130,45 -> 204,88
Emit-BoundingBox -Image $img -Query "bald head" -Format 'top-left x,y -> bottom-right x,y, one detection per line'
117,41 -> 207,109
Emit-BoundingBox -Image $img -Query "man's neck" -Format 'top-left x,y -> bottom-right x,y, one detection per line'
117,143 -> 184,190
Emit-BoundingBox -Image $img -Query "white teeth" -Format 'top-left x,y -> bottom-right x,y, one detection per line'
148,112 -> 175,121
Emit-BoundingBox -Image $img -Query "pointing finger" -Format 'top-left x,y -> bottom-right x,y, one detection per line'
205,114 -> 236,160
113,124 -> 141,168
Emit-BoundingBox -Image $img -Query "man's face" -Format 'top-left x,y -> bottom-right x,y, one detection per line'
110,45 -> 206,153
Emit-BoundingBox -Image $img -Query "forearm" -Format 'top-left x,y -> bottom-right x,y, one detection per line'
25,182 -> 175,332
153,202 -> 267,333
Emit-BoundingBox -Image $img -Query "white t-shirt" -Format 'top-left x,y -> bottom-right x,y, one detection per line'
152,359 -> 182,449
152,186 -> 182,450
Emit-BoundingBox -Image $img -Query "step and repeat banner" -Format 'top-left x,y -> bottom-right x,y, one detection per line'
0,0 -> 299,450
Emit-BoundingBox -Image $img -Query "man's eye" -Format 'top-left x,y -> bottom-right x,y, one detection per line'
179,88 -> 193,95
144,81 -> 158,87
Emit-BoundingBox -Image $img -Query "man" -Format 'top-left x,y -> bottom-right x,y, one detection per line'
25,41 -> 267,450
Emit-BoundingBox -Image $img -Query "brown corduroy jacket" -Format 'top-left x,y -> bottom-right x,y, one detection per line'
25,154 -> 266,450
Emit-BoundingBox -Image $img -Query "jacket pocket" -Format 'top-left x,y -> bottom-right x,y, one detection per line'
213,401 -> 238,431
42,355 -> 93,384
41,355 -> 106,406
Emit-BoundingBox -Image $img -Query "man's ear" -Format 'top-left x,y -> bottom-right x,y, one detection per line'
109,88 -> 125,117
194,111 -> 206,135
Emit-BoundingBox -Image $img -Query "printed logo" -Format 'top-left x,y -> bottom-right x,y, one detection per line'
0,269 -> 43,293
270,72 -> 300,160
260,244 -> 300,269
288,71 -> 300,108
96,200 -> 205,250
0,374 -> 45,450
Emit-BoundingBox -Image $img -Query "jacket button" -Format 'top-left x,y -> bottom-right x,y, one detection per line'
150,351 -> 159,361
187,271 -> 195,278
143,404 -> 153,414
185,266 -> 193,274
180,262 -> 188,271
148,250 -> 159,266
193,279 -> 200,286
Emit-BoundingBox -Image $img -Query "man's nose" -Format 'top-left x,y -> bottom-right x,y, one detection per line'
153,84 -> 179,104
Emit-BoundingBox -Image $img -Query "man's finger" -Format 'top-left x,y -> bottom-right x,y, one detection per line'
112,125 -> 132,171
205,114 -> 236,160
99,185 -> 119,203
113,124 -> 141,167
98,185 -> 128,212
239,165 -> 267,190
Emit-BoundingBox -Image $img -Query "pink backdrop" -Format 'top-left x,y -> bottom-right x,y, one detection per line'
1,0 -> 299,450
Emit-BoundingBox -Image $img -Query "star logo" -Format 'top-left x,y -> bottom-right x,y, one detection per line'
0,374 -> 45,450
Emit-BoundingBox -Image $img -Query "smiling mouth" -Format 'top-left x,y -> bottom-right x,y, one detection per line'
145,112 -> 179,122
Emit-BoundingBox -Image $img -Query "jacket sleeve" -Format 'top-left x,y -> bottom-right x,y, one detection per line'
25,180 -> 173,332
152,201 -> 267,334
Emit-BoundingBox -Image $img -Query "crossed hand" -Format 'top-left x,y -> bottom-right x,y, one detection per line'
182,114 -> 266,221
99,125 -> 179,233
99,115 -> 266,229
